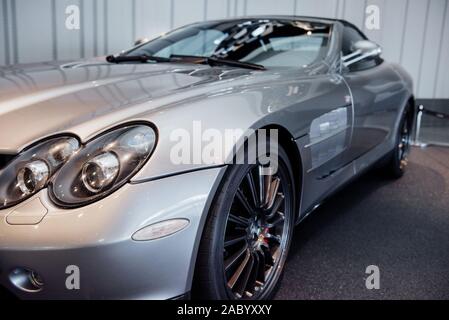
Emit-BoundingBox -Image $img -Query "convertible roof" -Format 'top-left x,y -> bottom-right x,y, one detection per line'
203,15 -> 363,37
204,15 -> 362,32
206,15 -> 348,25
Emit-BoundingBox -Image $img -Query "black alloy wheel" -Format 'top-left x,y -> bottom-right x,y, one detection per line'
222,164 -> 292,299
194,143 -> 295,300
388,105 -> 413,178
398,109 -> 412,170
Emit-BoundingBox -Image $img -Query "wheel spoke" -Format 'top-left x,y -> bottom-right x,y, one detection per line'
246,170 -> 259,208
265,232 -> 281,244
244,252 -> 260,295
256,250 -> 266,283
258,166 -> 266,207
228,250 -> 251,289
234,253 -> 255,297
266,213 -> 285,228
228,213 -> 249,227
236,188 -> 254,216
261,246 -> 275,266
224,244 -> 248,271
266,194 -> 284,219
263,171 -> 274,207
224,234 -> 247,247
271,246 -> 282,262
265,177 -> 280,209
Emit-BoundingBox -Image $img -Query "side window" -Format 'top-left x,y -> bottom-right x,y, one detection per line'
342,25 -> 380,71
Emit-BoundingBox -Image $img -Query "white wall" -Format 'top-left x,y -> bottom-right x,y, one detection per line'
1,0 -> 448,98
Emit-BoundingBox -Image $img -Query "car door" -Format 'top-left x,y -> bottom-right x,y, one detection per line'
341,24 -> 402,162
295,70 -> 355,215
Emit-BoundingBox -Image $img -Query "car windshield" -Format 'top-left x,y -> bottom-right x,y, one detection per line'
126,19 -> 332,68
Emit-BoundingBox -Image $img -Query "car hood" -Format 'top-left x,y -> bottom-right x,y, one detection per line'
0,60 -> 261,153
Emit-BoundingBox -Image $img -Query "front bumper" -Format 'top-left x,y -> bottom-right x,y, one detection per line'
0,167 -> 224,299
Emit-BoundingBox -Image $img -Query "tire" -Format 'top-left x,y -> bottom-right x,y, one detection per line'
386,104 -> 413,179
193,141 -> 295,300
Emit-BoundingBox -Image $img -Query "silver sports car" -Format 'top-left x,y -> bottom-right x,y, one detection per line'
0,16 -> 414,300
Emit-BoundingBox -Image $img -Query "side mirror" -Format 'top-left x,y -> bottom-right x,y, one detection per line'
134,37 -> 150,46
341,40 -> 382,68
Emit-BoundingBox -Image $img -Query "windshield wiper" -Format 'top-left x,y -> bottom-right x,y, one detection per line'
169,54 -> 266,71
106,54 -> 171,63
106,53 -> 266,71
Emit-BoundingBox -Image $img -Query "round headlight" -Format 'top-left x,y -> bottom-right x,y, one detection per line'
0,137 -> 80,210
81,152 -> 120,192
17,160 -> 50,195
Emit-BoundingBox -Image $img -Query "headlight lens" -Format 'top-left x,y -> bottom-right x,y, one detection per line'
0,137 -> 80,209
81,152 -> 120,192
49,124 -> 156,207
17,160 -> 50,195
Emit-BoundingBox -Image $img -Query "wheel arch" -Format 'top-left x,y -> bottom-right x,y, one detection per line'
391,94 -> 415,143
406,94 -> 416,124
399,94 -> 416,140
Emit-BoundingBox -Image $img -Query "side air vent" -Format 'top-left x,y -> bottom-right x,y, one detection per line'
0,154 -> 15,170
